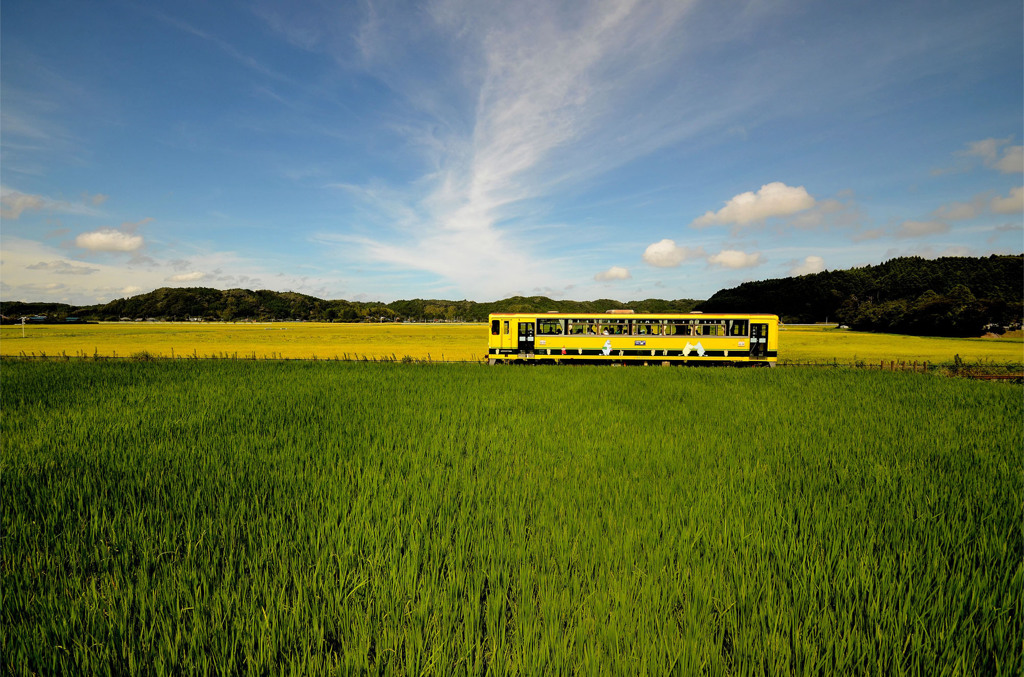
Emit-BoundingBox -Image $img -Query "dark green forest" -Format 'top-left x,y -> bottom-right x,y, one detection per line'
0,288 -> 697,324
697,255 -> 1022,336
3,255 -> 1021,336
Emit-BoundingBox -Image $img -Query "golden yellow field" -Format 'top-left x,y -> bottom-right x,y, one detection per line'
778,325 -> 1023,365
1,321 -> 1022,365
0,322 -> 485,361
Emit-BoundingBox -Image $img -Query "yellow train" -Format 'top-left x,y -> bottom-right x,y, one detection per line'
487,311 -> 778,365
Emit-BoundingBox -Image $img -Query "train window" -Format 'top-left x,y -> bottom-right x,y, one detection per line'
728,320 -> 748,336
696,322 -> 725,336
491,319 -> 500,335
634,320 -> 662,336
537,319 -> 563,335
567,320 -> 595,335
503,321 -> 509,335
598,319 -> 628,335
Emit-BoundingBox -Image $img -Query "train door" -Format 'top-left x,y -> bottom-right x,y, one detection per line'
517,321 -> 535,352
750,323 -> 768,358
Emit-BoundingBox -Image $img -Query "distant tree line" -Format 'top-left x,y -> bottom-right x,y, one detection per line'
0,288 -> 699,324
697,255 -> 1023,336
4,255 -> 1019,336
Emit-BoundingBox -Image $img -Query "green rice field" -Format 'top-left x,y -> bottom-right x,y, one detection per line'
2,360 -> 1022,675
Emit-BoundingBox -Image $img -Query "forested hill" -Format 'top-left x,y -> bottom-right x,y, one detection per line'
696,255 -> 1023,336
0,288 -> 698,323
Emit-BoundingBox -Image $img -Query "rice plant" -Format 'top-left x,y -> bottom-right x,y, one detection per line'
2,361 -> 1021,675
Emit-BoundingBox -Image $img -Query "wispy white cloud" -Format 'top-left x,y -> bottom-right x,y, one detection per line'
297,0 -> 790,298
786,196 -> 863,231
852,228 -> 886,242
0,189 -> 45,219
0,186 -> 103,219
955,136 -> 1023,174
692,182 -> 815,228
931,188 -> 1022,220
932,195 -> 987,221
995,146 -> 1023,174
120,217 -> 154,234
895,220 -> 950,238
958,136 -> 1013,163
986,222 -> 1023,244
149,9 -> 292,83
25,260 -> 100,275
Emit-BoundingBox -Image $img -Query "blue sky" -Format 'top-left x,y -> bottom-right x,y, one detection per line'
2,0 -> 1021,305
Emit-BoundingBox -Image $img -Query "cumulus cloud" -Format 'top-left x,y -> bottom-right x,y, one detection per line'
594,266 -> 630,282
692,182 -> 815,228
895,220 -> 950,238
789,255 -> 825,276
642,239 -> 705,267
25,260 -> 99,275
991,186 -> 1023,214
75,228 -> 145,252
168,271 -> 208,282
707,249 -> 761,269
0,189 -> 45,219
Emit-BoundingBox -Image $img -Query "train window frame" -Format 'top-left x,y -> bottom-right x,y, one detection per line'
491,319 -> 500,335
